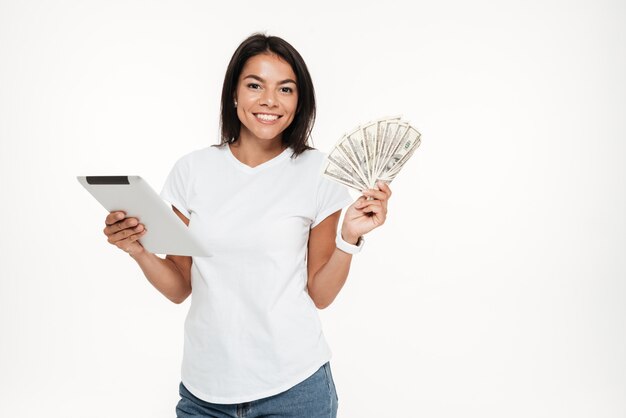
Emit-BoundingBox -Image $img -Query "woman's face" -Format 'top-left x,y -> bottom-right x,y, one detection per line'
235,53 -> 298,145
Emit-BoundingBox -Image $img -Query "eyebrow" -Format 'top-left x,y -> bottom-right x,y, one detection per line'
243,74 -> 297,85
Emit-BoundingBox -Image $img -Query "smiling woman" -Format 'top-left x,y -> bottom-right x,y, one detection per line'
230,53 -> 299,164
218,34 -> 317,158
100,33 -> 393,418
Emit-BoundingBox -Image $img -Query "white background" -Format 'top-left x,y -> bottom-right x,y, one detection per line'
1,0 -> 625,417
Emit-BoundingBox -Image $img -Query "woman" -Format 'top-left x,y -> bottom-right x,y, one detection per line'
103,33 -> 391,417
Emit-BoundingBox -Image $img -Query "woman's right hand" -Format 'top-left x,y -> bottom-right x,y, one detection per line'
103,211 -> 147,257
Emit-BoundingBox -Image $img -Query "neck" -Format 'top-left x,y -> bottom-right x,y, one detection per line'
229,135 -> 287,168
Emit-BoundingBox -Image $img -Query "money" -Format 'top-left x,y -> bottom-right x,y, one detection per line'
322,116 -> 421,191
322,160 -> 367,191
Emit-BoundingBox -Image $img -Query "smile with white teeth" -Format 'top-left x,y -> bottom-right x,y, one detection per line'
255,113 -> 281,121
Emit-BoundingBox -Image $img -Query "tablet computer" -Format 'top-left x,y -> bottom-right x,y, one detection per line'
77,175 -> 210,257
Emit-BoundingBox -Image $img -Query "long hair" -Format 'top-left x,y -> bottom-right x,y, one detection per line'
217,33 -> 316,157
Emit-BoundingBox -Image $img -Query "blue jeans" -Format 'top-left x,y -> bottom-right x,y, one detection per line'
176,362 -> 339,418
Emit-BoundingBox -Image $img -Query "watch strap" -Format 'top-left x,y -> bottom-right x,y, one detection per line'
336,233 -> 364,254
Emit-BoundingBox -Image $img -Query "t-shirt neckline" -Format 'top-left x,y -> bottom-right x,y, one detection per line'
225,144 -> 291,173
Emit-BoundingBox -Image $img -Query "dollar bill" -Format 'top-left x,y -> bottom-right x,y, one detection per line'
377,126 -> 421,179
322,160 -> 366,192
324,116 -> 421,191
347,126 -> 371,185
344,131 -> 369,184
372,117 -> 400,180
326,146 -> 369,190
375,120 -> 402,178
361,116 -> 400,187
336,136 -> 369,186
390,132 -> 422,173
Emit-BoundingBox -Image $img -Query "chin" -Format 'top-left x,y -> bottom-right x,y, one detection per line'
253,127 -> 288,142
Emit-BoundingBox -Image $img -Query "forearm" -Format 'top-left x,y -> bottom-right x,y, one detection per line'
130,251 -> 191,304
307,247 -> 353,309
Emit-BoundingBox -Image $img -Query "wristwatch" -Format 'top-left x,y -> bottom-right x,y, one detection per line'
336,232 -> 365,254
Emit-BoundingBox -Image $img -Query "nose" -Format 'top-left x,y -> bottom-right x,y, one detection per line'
259,89 -> 277,107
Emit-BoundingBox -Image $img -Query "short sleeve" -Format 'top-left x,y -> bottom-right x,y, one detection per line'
311,174 -> 354,228
160,155 -> 191,219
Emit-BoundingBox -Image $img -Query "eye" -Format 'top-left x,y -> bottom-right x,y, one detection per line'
280,86 -> 294,94
247,83 -> 261,90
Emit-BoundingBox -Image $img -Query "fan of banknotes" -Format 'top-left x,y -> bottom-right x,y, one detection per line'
322,116 -> 421,191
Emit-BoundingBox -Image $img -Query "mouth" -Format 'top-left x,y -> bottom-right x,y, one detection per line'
253,113 -> 282,122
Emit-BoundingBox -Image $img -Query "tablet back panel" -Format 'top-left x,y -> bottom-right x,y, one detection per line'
77,175 -> 210,256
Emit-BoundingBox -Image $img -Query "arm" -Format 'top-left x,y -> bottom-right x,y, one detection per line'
307,181 -> 392,309
306,211 -> 352,309
103,207 -> 192,304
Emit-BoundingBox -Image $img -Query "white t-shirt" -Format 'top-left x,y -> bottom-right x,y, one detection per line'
160,144 -> 353,404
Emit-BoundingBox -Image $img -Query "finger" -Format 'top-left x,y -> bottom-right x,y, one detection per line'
115,229 -> 147,251
104,218 -> 140,238
357,203 -> 386,225
104,215 -> 137,236
377,181 -> 392,198
356,200 -> 385,214
108,223 -> 145,244
362,188 -> 389,202
105,211 -> 125,226
352,196 -> 369,209
360,192 -> 388,213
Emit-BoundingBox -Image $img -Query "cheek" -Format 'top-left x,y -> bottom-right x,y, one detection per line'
287,95 -> 299,113
235,107 -> 248,126
235,86 -> 254,104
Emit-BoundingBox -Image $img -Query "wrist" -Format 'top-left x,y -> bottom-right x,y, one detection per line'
128,247 -> 148,261
336,231 -> 365,255
340,229 -> 360,245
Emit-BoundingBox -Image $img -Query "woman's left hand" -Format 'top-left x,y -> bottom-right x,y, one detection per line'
340,181 -> 392,244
